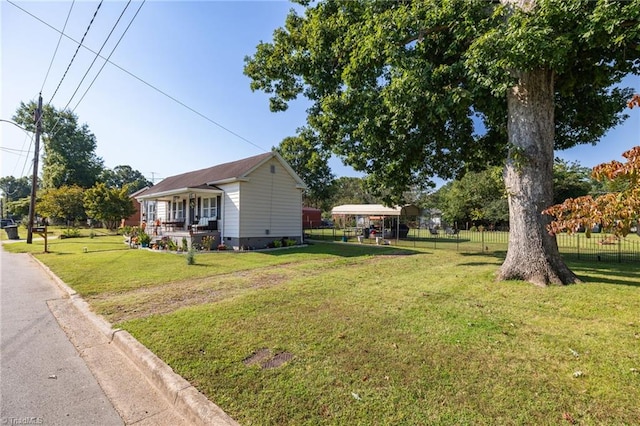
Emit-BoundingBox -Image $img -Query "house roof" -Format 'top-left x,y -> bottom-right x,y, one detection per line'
331,204 -> 420,217
136,152 -> 305,199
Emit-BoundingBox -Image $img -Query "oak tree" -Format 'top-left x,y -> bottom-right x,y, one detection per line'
245,0 -> 639,285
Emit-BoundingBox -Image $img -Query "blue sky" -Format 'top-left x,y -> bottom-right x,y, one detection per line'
1,1 -> 638,186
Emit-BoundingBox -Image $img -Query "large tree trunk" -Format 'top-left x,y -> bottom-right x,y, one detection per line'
498,68 -> 579,286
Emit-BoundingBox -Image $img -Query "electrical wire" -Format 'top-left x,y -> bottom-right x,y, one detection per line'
61,1 -> 132,112
40,1 -> 75,93
7,0 -> 268,154
12,133 -> 31,176
70,0 -> 142,113
47,1 -> 134,138
1,146 -> 32,155
48,0 -> 103,104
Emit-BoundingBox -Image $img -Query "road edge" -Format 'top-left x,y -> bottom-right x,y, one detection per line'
29,253 -> 239,426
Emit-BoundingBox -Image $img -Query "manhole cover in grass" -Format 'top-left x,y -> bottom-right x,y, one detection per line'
262,352 -> 294,369
243,348 -> 271,366
243,349 -> 294,369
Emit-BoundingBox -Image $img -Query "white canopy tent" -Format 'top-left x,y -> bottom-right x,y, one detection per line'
331,204 -> 420,242
331,204 -> 420,217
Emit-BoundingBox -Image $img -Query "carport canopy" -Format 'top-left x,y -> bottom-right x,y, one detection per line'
331,204 -> 420,217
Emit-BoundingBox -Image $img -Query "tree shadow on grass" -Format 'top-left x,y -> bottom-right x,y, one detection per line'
567,261 -> 640,287
455,250 -> 506,267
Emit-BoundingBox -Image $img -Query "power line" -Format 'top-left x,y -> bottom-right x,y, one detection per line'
48,1 -> 136,138
70,0 -> 143,113
40,1 -> 75,93
61,0 -> 132,112
48,0 -> 103,104
11,133 -> 32,176
1,146 -> 32,155
7,0 -> 268,154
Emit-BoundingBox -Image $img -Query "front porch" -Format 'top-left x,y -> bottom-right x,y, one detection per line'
148,228 -> 222,250
138,186 -> 224,249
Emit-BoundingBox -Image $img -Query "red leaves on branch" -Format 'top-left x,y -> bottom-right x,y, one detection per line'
544,95 -> 640,237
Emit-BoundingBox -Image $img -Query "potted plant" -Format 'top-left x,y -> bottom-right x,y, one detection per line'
138,231 -> 151,248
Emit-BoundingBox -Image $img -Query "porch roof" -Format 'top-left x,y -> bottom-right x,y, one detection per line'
139,185 -> 223,201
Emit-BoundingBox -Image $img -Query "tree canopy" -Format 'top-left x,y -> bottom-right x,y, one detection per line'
437,166 -> 508,228
245,0 -> 639,285
100,165 -> 152,195
274,127 -> 335,210
38,185 -> 86,225
552,158 -> 593,205
12,101 -> 104,189
84,183 -> 136,230
0,176 -> 32,201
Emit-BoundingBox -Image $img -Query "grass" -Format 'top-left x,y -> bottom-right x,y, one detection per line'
3,236 -> 640,424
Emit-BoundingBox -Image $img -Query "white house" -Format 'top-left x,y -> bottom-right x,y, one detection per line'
135,152 -> 306,249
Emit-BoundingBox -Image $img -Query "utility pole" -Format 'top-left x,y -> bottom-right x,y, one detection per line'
26,94 -> 43,244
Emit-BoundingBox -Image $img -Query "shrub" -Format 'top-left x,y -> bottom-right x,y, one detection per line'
60,227 -> 81,239
138,231 -> 151,247
186,247 -> 196,265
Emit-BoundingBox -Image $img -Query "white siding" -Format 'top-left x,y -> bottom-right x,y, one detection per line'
220,182 -> 241,238
239,158 -> 303,238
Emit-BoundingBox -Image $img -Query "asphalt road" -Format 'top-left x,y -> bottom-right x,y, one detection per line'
0,250 -> 123,425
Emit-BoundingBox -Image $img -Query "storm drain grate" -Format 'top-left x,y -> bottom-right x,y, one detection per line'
243,348 -> 294,369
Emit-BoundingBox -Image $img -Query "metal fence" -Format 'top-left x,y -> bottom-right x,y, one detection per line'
306,228 -> 640,264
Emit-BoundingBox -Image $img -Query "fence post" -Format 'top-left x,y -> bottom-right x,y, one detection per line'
481,230 -> 485,252
618,237 -> 622,263
576,233 -> 580,260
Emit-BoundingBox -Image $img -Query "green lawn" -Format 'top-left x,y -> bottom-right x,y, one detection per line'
3,236 -> 639,424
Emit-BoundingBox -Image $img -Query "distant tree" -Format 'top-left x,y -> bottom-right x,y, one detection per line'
6,198 -> 30,220
245,0 -> 639,286
38,185 -> 86,225
0,176 -> 32,201
84,183 -> 136,230
437,167 -> 508,228
274,128 -> 335,210
100,165 -> 152,194
0,176 -> 32,217
331,177 -> 381,207
552,159 -> 593,205
12,101 -> 104,189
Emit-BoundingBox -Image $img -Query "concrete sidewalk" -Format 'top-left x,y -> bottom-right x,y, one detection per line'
1,251 -> 238,425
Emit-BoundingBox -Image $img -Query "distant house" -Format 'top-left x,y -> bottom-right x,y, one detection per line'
121,187 -> 148,227
135,152 -> 306,249
302,207 -> 322,229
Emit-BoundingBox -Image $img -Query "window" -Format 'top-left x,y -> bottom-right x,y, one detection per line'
172,200 -> 184,220
202,197 -> 217,219
147,201 -> 157,222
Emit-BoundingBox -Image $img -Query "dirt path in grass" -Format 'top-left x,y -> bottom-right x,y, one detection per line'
88,257 -> 371,324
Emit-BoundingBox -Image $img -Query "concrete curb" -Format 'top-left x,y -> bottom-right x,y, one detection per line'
29,253 -> 239,426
